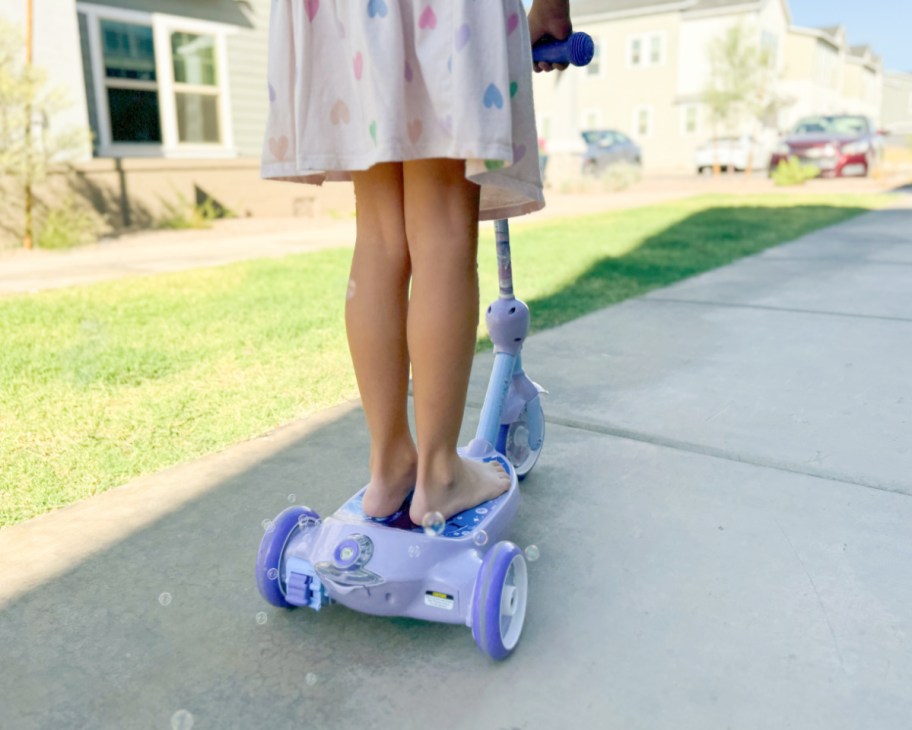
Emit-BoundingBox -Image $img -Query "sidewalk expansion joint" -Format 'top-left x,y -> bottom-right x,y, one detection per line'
542,413 -> 912,499
641,297 -> 912,325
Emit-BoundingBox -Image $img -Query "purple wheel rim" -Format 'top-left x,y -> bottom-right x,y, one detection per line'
255,505 -> 320,608
471,541 -> 528,660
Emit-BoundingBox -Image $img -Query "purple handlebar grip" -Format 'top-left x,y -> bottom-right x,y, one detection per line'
531,32 -> 594,67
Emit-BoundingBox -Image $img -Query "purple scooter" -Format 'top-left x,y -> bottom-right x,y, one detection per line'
255,33 -> 593,660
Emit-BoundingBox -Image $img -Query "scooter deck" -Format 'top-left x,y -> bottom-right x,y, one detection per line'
335,454 -> 515,539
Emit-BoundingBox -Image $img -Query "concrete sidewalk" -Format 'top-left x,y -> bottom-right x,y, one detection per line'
2,205 -> 911,729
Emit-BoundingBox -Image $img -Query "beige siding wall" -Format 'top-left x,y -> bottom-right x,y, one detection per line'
533,10 -> 683,172
226,0 -> 271,156
882,73 -> 912,134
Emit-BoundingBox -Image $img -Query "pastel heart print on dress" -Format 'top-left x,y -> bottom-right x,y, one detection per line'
330,100 -> 350,124
512,143 -> 526,163
305,0 -> 319,22
407,119 -> 423,144
485,159 -> 505,170
455,23 -> 471,51
353,52 -> 363,80
369,120 -> 377,144
269,135 -> 289,160
367,0 -> 387,19
438,115 -> 453,135
405,61 -> 413,82
418,5 -> 437,29
506,13 -> 519,35
268,82 -> 276,103
483,83 -> 504,109
510,81 -> 518,98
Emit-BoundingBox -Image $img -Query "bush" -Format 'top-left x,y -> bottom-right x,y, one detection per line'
772,156 -> 820,186
35,195 -> 105,249
157,192 -> 235,230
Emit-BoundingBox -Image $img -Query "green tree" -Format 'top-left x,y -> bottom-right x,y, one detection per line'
702,23 -> 780,176
0,19 -> 89,247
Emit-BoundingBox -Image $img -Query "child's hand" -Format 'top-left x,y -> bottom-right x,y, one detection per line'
527,0 -> 572,72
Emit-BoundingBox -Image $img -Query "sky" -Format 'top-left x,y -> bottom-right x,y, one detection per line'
789,0 -> 911,72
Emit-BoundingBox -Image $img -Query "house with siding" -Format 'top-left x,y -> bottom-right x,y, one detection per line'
3,0 -> 345,224
533,0 -> 887,174
533,0 -> 791,173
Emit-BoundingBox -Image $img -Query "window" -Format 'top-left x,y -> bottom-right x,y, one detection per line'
760,30 -> 778,68
587,40 -> 601,76
101,20 -> 161,143
78,4 -> 235,157
629,33 -> 664,67
172,32 -> 220,143
681,104 -> 698,136
630,38 -> 642,66
634,106 -> 653,137
649,35 -> 662,65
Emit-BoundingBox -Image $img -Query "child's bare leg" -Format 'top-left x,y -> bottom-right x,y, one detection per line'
349,163 -> 417,517
403,158 -> 510,523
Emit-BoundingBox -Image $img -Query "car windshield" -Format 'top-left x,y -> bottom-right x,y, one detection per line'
793,116 -> 868,135
582,130 -> 618,146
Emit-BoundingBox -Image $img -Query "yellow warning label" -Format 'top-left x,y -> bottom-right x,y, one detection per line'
424,591 -> 455,610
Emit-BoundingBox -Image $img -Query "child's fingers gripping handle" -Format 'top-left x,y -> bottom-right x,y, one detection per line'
531,32 -> 594,67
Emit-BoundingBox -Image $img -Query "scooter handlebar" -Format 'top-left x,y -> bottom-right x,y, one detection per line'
531,32 -> 594,67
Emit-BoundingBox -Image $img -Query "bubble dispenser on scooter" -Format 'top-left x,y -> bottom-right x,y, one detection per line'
255,33 -> 594,660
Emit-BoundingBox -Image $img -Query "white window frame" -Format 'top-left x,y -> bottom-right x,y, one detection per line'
633,105 -> 654,138
680,104 -> 699,136
77,2 -> 237,159
627,31 -> 666,68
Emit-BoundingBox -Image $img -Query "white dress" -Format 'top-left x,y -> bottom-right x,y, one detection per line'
260,0 -> 543,220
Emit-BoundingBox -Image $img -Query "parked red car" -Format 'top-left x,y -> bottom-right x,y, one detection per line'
768,115 -> 883,177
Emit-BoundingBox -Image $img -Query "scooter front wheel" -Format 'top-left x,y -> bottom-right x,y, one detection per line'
471,541 -> 528,660
256,505 -> 320,608
496,397 -> 545,480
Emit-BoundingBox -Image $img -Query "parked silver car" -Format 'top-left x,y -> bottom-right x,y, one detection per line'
581,130 -> 642,175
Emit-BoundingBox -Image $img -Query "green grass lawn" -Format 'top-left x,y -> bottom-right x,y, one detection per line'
0,193 -> 891,526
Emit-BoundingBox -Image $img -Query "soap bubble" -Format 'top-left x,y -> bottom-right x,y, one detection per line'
407,545 -> 421,558
171,710 -> 195,730
158,592 -> 172,606
305,672 -> 318,686
255,611 -> 268,625
421,511 -> 445,536
262,519 -> 275,533
472,530 -> 488,547
287,494 -> 296,503
266,568 -> 279,581
524,545 -> 540,562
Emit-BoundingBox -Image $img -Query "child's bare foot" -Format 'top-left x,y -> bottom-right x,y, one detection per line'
409,453 -> 511,524
362,442 -> 417,518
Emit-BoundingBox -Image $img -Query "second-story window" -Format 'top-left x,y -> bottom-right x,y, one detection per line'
629,33 -> 664,67
650,35 -> 662,65
630,37 -> 642,66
